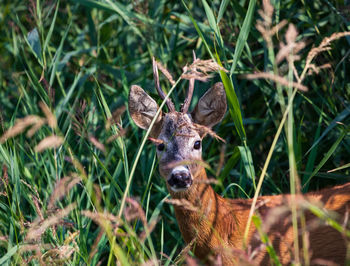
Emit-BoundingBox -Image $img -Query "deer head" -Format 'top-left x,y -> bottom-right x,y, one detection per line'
128,59 -> 227,193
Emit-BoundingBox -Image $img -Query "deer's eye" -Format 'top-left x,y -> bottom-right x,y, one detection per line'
157,143 -> 165,151
193,140 -> 201,150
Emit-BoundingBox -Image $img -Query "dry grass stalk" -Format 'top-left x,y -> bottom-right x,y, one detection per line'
141,259 -> 159,266
259,204 -> 289,233
81,210 -> 120,233
256,19 -> 288,49
48,174 -> 81,209
311,259 -> 339,266
19,244 -> 45,265
0,108 -> 4,131
0,165 -> 8,197
39,101 -> 57,129
34,135 -> 64,152
319,32 -> 350,48
72,99 -> 91,137
42,245 -> 76,263
124,197 -> 158,242
209,253 -> 223,266
302,32 -> 350,81
105,105 -> 126,130
192,123 -> 226,142
307,63 -> 331,76
193,178 -> 219,185
181,59 -> 228,82
106,126 -> 127,143
139,217 -> 159,242
89,136 -> 106,152
0,235 -> 8,242
26,203 -> 76,241
124,197 -> 147,225
216,144 -> 226,177
243,72 -> 308,92
33,196 -> 44,221
88,229 -> 104,261
157,61 -> 175,85
185,255 -> 199,266
256,0 -> 283,49
20,179 -> 42,206
93,184 -> 102,210
148,137 -> 164,145
64,230 -> 79,245
276,25 -> 306,65
342,208 -> 349,234
164,198 -> 199,212
174,237 -> 197,265
261,0 -> 274,23
0,115 -> 44,143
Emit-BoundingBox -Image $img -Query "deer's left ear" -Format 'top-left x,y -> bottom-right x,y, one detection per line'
191,82 -> 227,128
128,85 -> 163,137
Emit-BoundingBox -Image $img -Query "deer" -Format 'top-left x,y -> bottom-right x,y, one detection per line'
128,59 -> 350,265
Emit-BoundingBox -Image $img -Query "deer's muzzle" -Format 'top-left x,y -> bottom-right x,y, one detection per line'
167,166 -> 192,192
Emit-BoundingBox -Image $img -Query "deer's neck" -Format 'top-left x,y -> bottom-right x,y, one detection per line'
169,167 -> 247,258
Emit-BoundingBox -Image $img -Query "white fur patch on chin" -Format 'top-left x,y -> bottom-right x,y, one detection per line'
169,186 -> 190,193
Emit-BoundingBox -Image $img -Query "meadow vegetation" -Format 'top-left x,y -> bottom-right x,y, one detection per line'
0,0 -> 350,264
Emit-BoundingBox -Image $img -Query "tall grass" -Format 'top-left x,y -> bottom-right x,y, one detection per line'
0,0 -> 350,264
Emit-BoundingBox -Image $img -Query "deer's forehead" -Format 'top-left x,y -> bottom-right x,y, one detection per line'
159,112 -> 198,140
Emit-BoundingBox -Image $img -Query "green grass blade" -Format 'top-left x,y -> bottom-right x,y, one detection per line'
302,113 -> 322,191
327,162 -> 350,173
181,0 -> 214,59
43,0 -> 60,56
217,0 -> 229,24
27,28 -> 42,64
303,126 -> 348,188
217,60 -> 246,140
238,145 -> 256,188
201,0 -> 223,47
305,107 -> 350,155
0,245 -> 18,265
230,0 -> 257,74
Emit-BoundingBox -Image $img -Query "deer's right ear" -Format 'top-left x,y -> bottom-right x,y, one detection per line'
128,85 -> 163,136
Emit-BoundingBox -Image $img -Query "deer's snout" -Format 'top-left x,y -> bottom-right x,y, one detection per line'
167,166 -> 192,192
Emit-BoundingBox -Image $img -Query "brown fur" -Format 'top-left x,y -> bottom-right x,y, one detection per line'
170,167 -> 350,265
128,82 -> 350,265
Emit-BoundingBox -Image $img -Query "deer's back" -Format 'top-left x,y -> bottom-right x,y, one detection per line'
240,182 -> 350,265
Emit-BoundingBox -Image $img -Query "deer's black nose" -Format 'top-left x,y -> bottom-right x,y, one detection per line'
168,171 -> 192,190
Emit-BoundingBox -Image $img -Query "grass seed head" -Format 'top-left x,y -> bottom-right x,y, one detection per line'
192,123 -> 226,142
181,59 -> 227,82
34,135 -> 64,153
48,174 -> 81,209
164,198 -> 199,212
0,115 -> 44,143
88,136 -> 106,153
26,203 -> 76,241
243,72 -> 308,92
124,197 -> 147,225
106,105 -> 126,130
39,101 -> 57,129
0,165 -> 8,197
